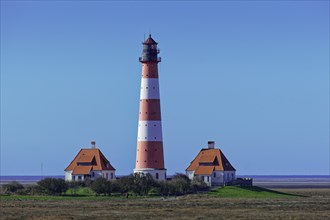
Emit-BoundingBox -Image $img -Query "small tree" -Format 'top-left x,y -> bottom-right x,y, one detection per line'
37,178 -> 68,195
116,175 -> 134,194
158,181 -> 171,196
91,177 -> 112,196
132,173 -> 156,196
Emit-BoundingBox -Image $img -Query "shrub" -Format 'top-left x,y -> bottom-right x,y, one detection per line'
91,177 -> 112,196
148,187 -> 160,196
2,181 -> 24,194
170,173 -> 191,195
191,176 -> 209,192
24,185 -> 45,195
37,178 -> 68,195
110,180 -> 121,194
116,175 -> 134,194
131,173 -> 156,196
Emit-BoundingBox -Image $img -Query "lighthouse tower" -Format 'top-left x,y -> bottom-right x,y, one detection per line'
134,35 -> 166,180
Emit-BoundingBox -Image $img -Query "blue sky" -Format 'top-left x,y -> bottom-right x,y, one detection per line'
1,1 -> 329,176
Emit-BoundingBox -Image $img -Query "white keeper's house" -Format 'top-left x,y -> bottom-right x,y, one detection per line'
64,142 -> 116,181
186,141 -> 236,186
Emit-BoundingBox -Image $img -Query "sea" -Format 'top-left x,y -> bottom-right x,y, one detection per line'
0,175 -> 329,188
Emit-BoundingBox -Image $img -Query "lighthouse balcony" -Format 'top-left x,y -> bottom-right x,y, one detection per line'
139,57 -> 161,63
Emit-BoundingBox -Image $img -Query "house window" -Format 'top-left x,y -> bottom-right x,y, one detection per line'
106,173 -> 109,180
213,172 -> 216,177
78,176 -> 82,181
92,172 -> 94,177
207,176 -> 209,182
111,173 -> 114,179
156,173 -> 159,179
232,173 -> 234,179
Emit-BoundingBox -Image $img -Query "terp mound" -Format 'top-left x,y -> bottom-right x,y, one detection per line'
208,186 -> 303,198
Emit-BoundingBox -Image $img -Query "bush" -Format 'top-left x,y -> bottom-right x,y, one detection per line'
170,173 -> 191,195
24,185 -> 45,195
116,175 -> 134,194
110,180 -> 121,194
148,187 -> 160,196
91,177 -> 112,196
191,176 -> 209,192
37,178 -> 68,195
2,181 -> 24,194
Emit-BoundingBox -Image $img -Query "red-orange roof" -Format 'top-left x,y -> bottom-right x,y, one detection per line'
199,155 -> 216,163
186,148 -> 236,174
78,155 -> 94,163
72,166 -> 92,175
65,148 -> 115,172
194,166 -> 214,175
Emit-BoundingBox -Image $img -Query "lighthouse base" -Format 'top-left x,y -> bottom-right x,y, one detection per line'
133,168 -> 167,181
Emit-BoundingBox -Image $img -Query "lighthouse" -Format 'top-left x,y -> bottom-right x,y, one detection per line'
134,35 -> 166,180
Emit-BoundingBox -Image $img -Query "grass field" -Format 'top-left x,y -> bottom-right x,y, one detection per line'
1,187 -> 329,219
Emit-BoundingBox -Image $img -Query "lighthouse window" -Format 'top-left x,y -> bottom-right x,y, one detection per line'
145,137 -> 147,139
156,173 -> 159,179
155,160 -> 157,163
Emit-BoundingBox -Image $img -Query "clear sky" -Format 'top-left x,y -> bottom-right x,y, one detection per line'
1,1 -> 329,176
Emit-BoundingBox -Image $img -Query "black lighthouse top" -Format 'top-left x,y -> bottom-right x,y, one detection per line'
139,34 -> 161,63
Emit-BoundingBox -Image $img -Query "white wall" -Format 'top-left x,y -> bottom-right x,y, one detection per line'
186,170 -> 236,186
137,121 -> 163,141
101,171 -> 116,180
211,171 -> 224,186
65,170 -> 116,181
134,168 -> 166,181
140,78 -> 160,99
186,171 -> 195,180
65,171 -> 72,181
223,171 -> 236,183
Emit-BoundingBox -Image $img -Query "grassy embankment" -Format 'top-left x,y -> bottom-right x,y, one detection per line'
208,186 -> 303,198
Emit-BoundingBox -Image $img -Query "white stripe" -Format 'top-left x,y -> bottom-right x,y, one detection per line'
137,120 -> 163,141
140,78 -> 160,99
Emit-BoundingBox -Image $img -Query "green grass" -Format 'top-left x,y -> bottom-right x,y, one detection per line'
65,187 -> 95,196
208,186 -> 302,198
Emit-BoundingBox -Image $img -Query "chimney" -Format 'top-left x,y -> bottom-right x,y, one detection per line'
208,141 -> 215,149
91,141 -> 96,149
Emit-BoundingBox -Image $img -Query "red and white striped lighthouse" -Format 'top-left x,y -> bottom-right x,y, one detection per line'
134,35 -> 166,180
